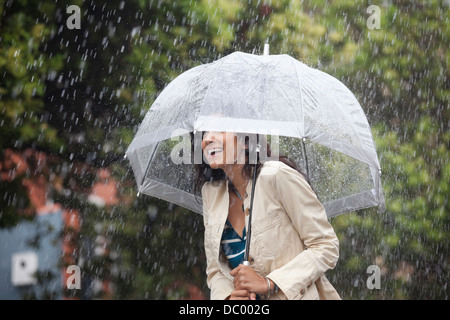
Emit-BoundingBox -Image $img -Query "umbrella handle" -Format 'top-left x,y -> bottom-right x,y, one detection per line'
243,164 -> 256,263
243,135 -> 259,263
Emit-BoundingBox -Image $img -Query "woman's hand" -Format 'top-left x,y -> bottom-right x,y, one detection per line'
230,264 -> 269,295
228,289 -> 257,300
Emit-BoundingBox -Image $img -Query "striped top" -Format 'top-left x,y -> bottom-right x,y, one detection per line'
221,220 -> 246,269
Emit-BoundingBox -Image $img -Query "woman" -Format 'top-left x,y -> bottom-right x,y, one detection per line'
196,131 -> 340,300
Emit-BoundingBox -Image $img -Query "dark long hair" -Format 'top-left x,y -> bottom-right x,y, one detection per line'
193,133 -> 312,196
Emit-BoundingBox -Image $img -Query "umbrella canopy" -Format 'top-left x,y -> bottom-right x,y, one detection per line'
125,47 -> 385,218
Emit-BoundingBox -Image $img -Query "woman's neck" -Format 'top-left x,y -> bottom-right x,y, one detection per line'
224,164 -> 248,196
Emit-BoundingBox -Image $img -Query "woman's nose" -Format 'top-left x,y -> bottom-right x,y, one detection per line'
202,131 -> 217,142
202,132 -> 214,149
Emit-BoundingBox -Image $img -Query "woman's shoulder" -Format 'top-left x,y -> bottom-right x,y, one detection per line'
260,160 -> 309,185
260,160 -> 298,176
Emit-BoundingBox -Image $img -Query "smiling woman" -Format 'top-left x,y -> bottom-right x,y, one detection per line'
201,131 -> 246,168
125,47 -> 385,300
194,131 -> 341,300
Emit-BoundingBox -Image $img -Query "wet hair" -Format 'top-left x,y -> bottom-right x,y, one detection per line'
192,132 -> 312,197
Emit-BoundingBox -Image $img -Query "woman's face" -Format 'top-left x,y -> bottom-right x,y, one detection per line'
201,131 -> 246,170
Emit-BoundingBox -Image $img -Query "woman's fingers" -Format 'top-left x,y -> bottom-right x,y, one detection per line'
229,264 -> 242,276
231,264 -> 267,294
229,289 -> 252,300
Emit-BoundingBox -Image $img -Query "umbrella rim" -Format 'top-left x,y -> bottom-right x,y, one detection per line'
138,165 -> 385,217
126,50 -> 386,217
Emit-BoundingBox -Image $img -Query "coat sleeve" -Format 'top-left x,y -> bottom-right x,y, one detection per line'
201,183 -> 235,300
266,164 -> 339,300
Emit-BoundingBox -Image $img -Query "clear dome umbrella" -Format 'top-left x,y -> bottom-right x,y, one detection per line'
125,44 -> 385,220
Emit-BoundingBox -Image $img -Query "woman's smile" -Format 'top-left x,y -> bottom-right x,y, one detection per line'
201,131 -> 248,169
204,145 -> 224,166
207,147 -> 223,157
202,131 -> 229,168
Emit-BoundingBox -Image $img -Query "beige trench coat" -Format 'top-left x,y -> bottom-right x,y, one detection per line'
201,161 -> 341,300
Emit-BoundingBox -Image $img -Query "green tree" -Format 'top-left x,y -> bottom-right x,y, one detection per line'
0,0 -> 65,228
314,0 -> 449,299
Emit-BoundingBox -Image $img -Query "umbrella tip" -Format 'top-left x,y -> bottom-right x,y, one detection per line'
263,43 -> 269,56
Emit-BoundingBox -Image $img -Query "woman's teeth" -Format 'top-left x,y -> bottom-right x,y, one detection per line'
209,148 -> 222,156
